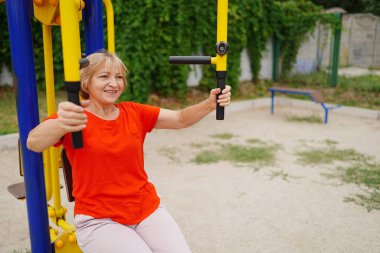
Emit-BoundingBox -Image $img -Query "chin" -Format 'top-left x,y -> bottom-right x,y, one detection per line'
104,94 -> 121,101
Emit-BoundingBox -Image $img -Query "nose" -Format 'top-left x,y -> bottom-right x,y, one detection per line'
108,77 -> 118,87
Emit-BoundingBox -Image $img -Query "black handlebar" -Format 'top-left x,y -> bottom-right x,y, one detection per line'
169,55 -> 226,120
216,71 -> 226,120
65,81 -> 83,149
168,56 -> 211,65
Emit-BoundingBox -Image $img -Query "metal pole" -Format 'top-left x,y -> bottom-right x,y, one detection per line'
103,0 -> 115,53
372,18 -> 378,68
215,0 -> 229,120
329,13 -> 342,87
83,0 -> 104,54
5,0 -> 51,252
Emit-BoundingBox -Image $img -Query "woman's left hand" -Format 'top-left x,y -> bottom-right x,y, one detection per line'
208,85 -> 232,108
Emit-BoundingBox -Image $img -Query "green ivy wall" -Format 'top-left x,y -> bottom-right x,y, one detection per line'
0,0 -> 335,102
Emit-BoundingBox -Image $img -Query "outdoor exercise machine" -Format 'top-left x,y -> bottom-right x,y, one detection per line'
4,0 -> 229,252
4,0 -> 114,252
169,0 -> 229,120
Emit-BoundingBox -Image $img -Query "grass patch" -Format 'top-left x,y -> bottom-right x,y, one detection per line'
0,88 -> 18,134
268,170 -> 291,181
339,163 -> 380,189
0,88 -> 67,135
189,142 -> 214,149
158,147 -> 180,163
344,191 -> 380,212
279,72 -> 380,110
284,72 -> 380,93
325,163 -> 380,212
246,138 -> 266,145
324,139 -> 338,146
223,144 -> 275,164
13,249 -> 30,253
210,132 -> 235,140
296,147 -> 369,165
191,150 -> 220,164
310,145 -> 380,212
285,114 -> 323,124
192,142 -> 278,166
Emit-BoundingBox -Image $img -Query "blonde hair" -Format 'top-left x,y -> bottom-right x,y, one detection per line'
80,52 -> 127,99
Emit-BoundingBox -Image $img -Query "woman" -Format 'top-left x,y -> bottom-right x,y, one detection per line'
27,52 -> 231,253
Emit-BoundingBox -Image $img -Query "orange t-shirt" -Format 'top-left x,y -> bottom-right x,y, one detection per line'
51,102 -> 160,225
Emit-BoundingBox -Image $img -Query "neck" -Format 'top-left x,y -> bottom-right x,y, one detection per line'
87,102 -> 119,120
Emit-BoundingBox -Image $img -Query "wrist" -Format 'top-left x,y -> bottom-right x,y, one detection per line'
206,97 -> 216,110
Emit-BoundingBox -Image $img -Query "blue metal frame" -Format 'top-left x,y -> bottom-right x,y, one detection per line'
6,0 -> 52,252
268,88 -> 341,124
83,0 -> 104,54
5,0 -> 105,251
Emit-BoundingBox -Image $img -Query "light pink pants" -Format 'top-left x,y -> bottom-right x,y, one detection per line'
74,205 -> 192,253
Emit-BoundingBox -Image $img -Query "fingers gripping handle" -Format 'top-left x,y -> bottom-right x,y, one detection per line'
216,71 -> 226,120
65,81 -> 83,149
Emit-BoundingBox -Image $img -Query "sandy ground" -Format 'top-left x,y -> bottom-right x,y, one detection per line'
1,100 -> 380,253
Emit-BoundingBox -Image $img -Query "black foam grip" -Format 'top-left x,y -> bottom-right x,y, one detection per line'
66,82 -> 83,149
169,56 -> 211,64
216,71 -> 227,120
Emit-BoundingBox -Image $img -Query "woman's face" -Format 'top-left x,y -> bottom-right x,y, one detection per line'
87,62 -> 125,106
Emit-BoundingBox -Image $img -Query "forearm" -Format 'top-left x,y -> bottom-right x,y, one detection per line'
27,119 -> 67,152
155,86 -> 231,129
178,98 -> 215,128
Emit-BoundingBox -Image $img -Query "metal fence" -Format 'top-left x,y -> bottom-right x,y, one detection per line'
297,13 -> 380,73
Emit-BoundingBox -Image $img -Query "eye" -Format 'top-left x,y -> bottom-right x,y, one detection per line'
98,75 -> 108,79
116,75 -> 123,79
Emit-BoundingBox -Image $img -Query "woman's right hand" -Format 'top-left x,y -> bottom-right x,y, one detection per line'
57,100 -> 90,133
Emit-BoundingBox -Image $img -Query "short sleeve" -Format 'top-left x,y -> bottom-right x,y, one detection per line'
119,102 -> 160,133
137,103 -> 160,133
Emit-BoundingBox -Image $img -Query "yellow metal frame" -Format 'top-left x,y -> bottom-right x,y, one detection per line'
33,0 -> 60,25
36,1 -> 87,252
34,0 -> 116,251
42,24 -> 55,201
34,0 -> 83,26
60,0 -> 82,82
103,0 -> 115,53
211,0 -> 228,71
39,8 -> 81,253
43,22 -> 65,217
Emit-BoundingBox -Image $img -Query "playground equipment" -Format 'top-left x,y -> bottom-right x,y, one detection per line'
4,0 -> 229,252
5,0 -> 113,252
169,0 -> 229,120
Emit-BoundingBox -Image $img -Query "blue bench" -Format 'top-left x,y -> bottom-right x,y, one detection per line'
267,87 -> 341,124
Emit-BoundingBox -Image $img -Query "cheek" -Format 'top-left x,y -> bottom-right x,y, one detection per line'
120,80 -> 126,90
86,83 -> 93,93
